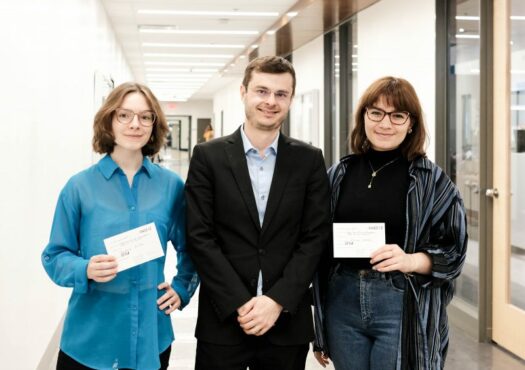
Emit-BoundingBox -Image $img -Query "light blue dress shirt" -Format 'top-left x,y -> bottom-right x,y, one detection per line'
42,155 -> 199,370
240,126 -> 278,295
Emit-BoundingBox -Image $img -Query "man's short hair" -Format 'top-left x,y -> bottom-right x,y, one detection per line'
242,56 -> 296,96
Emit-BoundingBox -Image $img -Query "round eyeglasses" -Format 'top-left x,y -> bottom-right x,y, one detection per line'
366,107 -> 410,125
114,108 -> 156,127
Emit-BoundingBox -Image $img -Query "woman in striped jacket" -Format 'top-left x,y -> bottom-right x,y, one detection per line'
312,76 -> 467,370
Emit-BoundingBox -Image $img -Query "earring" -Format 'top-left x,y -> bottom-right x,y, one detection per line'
150,135 -> 155,142
408,128 -> 413,134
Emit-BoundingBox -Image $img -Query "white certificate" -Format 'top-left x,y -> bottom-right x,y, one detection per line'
333,223 -> 385,258
104,222 -> 164,272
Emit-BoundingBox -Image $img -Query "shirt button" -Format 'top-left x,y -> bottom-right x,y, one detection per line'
259,167 -> 264,171
44,255 -> 50,261
258,249 -> 266,255
261,195 -> 265,200
130,206 -> 136,211
132,330 -> 137,336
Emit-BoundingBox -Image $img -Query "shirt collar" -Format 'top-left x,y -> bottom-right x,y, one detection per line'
240,124 -> 279,155
98,154 -> 154,180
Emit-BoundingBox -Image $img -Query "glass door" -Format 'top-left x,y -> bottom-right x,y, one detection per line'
492,0 -> 525,359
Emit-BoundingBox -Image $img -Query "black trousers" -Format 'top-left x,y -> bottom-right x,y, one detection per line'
195,337 -> 309,370
56,346 -> 171,370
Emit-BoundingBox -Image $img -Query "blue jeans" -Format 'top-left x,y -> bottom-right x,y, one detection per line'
325,268 -> 405,370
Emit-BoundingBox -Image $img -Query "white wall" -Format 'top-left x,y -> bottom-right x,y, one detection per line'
291,35 -> 325,150
213,78 -> 245,138
0,0 -> 132,368
357,0 -> 436,159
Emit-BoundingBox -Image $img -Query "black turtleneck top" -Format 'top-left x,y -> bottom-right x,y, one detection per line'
334,148 -> 410,269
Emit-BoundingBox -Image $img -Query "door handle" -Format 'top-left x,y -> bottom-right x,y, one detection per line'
485,188 -> 499,198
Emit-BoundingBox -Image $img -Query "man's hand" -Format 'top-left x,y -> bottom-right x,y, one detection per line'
87,255 -> 118,283
237,295 -> 283,336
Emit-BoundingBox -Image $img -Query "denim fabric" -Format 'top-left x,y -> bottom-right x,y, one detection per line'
325,268 -> 405,370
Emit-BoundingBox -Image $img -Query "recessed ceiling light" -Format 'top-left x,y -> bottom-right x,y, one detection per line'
145,61 -> 224,66
144,53 -> 233,58
455,34 -> 480,39
455,16 -> 479,20
143,42 -> 244,49
137,10 -> 279,17
251,44 -> 258,49
139,27 -> 259,36
145,68 -> 218,73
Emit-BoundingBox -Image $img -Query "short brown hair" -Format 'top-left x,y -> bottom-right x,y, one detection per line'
92,82 -> 168,156
350,76 -> 427,160
242,56 -> 296,95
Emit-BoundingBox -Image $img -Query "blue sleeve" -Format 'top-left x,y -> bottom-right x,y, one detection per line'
41,182 -> 90,293
169,181 -> 199,309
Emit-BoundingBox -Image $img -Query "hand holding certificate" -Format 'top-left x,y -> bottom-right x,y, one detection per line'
333,223 -> 385,258
104,222 -> 164,272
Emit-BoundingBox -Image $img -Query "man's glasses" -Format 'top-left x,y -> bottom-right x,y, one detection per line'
114,108 -> 156,127
366,107 -> 410,125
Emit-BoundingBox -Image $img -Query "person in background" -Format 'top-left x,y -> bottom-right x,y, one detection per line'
313,76 -> 468,370
42,82 -> 199,370
185,56 -> 331,370
203,124 -> 214,142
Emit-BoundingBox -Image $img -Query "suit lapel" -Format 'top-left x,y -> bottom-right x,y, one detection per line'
225,128 -> 261,231
261,134 -> 293,234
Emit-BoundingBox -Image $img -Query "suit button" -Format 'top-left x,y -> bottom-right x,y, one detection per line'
258,249 -> 266,255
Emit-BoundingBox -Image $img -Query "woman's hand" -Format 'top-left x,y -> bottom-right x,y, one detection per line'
157,282 -> 181,315
314,351 -> 331,368
370,244 -> 432,275
87,255 -> 118,282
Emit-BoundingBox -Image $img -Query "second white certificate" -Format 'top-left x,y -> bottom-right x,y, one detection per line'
333,223 -> 385,258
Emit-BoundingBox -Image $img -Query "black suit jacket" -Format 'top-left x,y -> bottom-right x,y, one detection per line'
185,127 -> 330,346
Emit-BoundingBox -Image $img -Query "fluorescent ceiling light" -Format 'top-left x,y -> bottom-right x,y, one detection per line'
287,12 -> 298,18
138,10 -> 278,17
147,78 -> 208,83
251,44 -> 258,49
266,30 -> 276,35
455,34 -> 480,39
146,68 -> 218,73
145,61 -> 224,66
146,74 -> 211,79
352,54 -> 358,58
511,16 -> 525,20
139,27 -> 258,35
144,53 -> 233,58
455,16 -> 479,20
143,42 -> 244,49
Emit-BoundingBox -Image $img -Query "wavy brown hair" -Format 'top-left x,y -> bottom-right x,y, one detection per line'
92,82 -> 168,156
350,76 -> 427,160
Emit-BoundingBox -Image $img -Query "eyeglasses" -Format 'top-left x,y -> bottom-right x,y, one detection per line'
366,107 -> 410,125
114,108 -> 156,127
251,87 -> 291,102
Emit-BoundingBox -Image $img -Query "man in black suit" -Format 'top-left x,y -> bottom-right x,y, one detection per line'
185,56 -> 330,370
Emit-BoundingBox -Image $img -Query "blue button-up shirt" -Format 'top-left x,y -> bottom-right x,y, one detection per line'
42,155 -> 199,370
240,126 -> 278,295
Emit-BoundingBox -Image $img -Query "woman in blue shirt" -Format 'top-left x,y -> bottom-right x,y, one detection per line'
42,82 -> 199,370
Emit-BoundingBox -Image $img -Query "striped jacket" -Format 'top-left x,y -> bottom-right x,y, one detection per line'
313,154 -> 468,370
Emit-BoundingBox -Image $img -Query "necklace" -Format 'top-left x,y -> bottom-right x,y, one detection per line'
367,157 -> 399,189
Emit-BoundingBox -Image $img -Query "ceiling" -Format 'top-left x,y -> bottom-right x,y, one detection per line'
100,0 -> 301,101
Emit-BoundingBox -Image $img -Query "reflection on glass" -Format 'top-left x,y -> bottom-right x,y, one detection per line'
447,0 -> 480,310
510,0 -> 525,310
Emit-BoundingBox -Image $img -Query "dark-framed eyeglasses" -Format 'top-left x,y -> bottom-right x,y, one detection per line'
366,107 -> 410,125
114,108 -> 156,127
